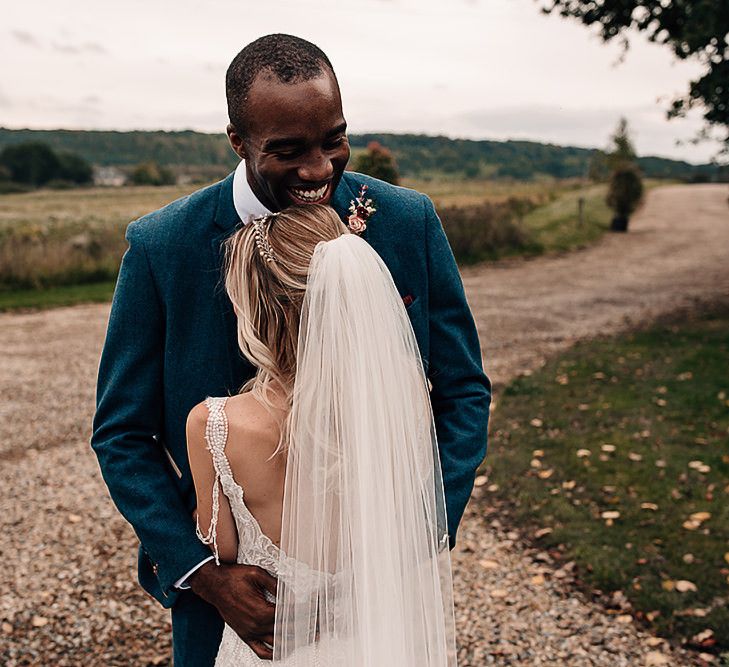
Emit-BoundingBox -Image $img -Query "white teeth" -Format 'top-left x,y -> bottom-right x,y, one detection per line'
291,184 -> 328,201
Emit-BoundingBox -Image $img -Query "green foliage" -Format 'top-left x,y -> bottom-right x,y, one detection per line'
0,281 -> 116,312
542,0 -> 729,150
483,302 -> 729,649
0,142 -> 61,186
353,141 -> 400,184
57,151 -> 93,184
0,141 -> 92,187
129,161 -> 176,186
0,128 -> 722,182
607,166 -> 644,217
607,117 -> 637,170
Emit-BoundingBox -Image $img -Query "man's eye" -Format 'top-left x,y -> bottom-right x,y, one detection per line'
274,150 -> 302,160
325,136 -> 347,150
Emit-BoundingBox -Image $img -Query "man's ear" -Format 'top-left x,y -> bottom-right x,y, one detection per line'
226,123 -> 248,161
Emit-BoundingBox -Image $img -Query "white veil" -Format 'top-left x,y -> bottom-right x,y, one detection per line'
273,233 -> 457,666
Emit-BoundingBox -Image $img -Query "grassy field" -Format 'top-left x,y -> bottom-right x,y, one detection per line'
480,302 -> 729,654
0,177 -> 629,310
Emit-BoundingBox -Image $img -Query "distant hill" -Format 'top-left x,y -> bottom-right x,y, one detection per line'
0,127 -> 721,181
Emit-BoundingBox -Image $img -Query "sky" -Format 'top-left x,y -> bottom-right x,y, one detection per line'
1,0 -> 719,163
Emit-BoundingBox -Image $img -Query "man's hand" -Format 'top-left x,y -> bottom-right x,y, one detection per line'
189,561 -> 277,659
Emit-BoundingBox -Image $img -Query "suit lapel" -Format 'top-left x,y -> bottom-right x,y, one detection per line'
209,172 -> 254,390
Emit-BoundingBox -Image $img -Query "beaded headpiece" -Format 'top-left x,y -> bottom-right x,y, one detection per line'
250,213 -> 279,264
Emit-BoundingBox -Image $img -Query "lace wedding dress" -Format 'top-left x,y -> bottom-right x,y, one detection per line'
199,396 -> 340,666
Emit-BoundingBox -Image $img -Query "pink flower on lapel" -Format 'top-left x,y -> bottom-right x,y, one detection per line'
347,185 -> 376,235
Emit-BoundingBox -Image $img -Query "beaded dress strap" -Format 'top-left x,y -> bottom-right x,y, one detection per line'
195,396 -> 233,565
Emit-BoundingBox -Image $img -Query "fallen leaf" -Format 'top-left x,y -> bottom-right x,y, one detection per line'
1,623 -> 12,634
534,527 -> 553,539
562,480 -> 576,490
578,403 -> 589,411
655,459 -> 667,468
489,588 -> 508,598
601,510 -> 620,520
537,469 -> 554,479
674,580 -> 697,593
616,614 -> 632,623
641,503 -> 658,511
601,444 -> 616,452
683,553 -> 695,564
724,552 -> 729,565
31,615 -> 48,628
474,475 -> 487,487
628,452 -> 643,462
479,559 -> 499,570
661,580 -> 675,591
532,449 -> 544,457
692,629 -> 714,643
531,574 -> 545,585
530,458 -> 542,468
690,511 -> 711,522
68,514 -> 82,523
645,652 -> 671,666
576,449 -> 591,458
530,418 -> 543,428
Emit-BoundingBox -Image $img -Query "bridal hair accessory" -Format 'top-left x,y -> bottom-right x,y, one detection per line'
250,213 -> 279,264
347,184 -> 376,235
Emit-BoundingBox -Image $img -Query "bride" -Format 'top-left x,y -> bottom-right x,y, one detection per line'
187,204 -> 457,666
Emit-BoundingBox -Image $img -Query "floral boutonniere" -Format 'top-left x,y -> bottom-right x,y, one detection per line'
347,184 -> 376,235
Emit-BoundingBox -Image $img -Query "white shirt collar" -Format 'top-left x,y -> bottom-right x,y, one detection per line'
232,159 -> 271,224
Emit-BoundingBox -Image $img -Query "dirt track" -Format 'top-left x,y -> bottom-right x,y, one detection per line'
1,184 -> 727,665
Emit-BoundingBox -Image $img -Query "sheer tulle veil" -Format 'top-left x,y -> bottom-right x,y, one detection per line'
273,233 -> 457,665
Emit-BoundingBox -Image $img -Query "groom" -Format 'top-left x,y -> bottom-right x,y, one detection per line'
91,34 -> 491,665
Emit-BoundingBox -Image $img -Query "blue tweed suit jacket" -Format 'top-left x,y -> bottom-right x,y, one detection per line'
91,169 -> 491,609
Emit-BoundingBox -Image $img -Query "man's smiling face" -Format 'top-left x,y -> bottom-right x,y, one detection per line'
227,68 -> 350,212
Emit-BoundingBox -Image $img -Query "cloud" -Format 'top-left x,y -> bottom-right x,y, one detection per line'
51,40 -> 107,55
11,30 -> 40,47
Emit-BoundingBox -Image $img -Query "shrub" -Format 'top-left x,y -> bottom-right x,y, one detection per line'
606,165 -> 644,231
439,200 -> 539,264
130,161 -> 176,186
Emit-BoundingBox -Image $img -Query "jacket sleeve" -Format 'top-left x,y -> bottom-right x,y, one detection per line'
422,196 -> 492,548
90,220 -> 212,604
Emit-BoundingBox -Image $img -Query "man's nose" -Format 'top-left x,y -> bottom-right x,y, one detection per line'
298,151 -> 334,183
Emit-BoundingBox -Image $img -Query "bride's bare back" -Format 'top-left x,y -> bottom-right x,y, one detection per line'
187,390 -> 288,562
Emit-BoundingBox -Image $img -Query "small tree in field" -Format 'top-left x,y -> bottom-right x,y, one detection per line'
607,117 -> 637,171
603,118 -> 644,231
130,161 -> 176,186
607,165 -> 644,232
353,141 -> 400,185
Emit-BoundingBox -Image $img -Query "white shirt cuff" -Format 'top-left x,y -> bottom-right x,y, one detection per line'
174,556 -> 215,590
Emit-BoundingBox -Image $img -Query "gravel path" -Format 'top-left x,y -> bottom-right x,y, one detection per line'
1,183 -> 727,665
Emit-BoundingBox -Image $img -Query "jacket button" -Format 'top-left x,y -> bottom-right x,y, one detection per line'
152,562 -> 159,576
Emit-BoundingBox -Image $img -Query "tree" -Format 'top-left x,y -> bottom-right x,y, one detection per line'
541,1 -> 729,152
353,141 -> 400,185
57,151 -> 93,184
130,161 -> 176,186
607,165 -> 644,231
607,117 -> 637,170
0,142 -> 61,186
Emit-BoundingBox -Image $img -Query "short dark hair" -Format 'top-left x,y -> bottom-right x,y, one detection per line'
226,34 -> 336,135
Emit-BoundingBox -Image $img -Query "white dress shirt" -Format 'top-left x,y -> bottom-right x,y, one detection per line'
175,161 -> 271,590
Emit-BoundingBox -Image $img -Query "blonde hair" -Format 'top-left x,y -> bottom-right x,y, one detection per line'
224,204 -> 350,452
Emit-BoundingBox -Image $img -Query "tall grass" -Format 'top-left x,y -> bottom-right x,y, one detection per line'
0,184 -> 194,290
